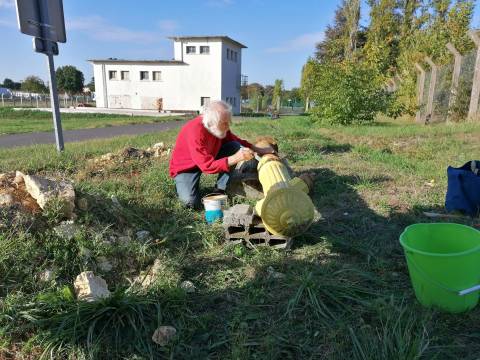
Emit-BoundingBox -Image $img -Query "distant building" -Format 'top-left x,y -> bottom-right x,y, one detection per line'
0,88 -> 12,98
89,35 -> 246,114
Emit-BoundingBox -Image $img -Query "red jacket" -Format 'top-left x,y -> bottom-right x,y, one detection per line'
169,116 -> 252,177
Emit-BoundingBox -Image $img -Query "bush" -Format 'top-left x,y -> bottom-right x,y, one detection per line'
310,61 -> 389,125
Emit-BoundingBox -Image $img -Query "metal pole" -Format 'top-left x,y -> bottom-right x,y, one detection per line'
46,50 -> 64,151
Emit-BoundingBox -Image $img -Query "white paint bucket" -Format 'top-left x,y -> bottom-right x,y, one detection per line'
202,194 -> 228,223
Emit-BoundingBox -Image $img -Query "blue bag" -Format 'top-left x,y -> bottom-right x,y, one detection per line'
445,160 -> 480,217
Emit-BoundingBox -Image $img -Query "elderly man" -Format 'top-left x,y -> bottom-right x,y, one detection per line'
169,100 -> 270,208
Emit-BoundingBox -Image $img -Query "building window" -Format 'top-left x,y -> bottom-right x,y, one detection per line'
200,46 -> 210,54
226,48 -> 230,60
201,97 -> 210,106
108,71 -> 117,80
186,46 -> 196,54
153,71 -> 162,81
233,97 -> 236,106
140,71 -> 149,81
121,71 -> 129,80
233,51 -> 238,62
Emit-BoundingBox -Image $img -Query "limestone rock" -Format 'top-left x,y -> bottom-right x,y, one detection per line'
0,193 -> 15,207
38,269 -> 55,282
54,220 -> 77,240
180,280 -> 196,293
13,171 -> 25,185
152,326 -> 176,346
96,256 -> 113,272
77,197 -> 88,211
74,271 -> 110,301
101,153 -> 115,161
23,175 -> 75,218
267,266 -> 286,280
152,142 -> 165,149
136,230 -> 151,242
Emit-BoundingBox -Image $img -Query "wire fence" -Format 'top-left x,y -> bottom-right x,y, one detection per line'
0,93 -> 95,109
417,45 -> 479,123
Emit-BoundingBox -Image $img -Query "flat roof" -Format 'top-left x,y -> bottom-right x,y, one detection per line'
167,35 -> 247,49
88,59 -> 186,65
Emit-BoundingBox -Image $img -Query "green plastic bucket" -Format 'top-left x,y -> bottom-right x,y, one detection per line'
400,223 -> 480,313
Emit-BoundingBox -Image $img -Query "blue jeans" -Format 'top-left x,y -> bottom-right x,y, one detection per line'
174,141 -> 241,208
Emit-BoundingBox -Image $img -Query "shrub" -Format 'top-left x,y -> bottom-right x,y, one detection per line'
310,61 -> 389,125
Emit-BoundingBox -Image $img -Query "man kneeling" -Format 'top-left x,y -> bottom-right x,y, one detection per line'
169,100 -> 271,209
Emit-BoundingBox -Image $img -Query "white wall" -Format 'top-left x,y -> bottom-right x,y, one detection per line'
221,43 -> 242,114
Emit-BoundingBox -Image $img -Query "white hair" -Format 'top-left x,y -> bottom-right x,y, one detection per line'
202,100 -> 232,139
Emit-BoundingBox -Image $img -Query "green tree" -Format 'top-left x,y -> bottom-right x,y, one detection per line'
86,77 -> 95,92
20,76 -> 48,93
310,61 -> 389,124
3,78 -> 21,90
300,58 -> 318,111
363,0 -> 401,76
56,66 -> 84,95
272,79 -> 284,111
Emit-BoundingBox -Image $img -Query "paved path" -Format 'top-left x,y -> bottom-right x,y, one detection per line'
0,120 -> 187,148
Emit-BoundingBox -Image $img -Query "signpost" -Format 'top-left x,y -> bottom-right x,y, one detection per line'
15,0 -> 66,151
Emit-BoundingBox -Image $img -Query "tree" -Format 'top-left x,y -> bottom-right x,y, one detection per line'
315,0 -> 365,63
272,79 -> 284,111
21,76 -> 48,93
2,78 -> 21,90
301,58 -> 318,111
344,0 -> 361,58
56,66 -> 84,95
363,0 -> 401,76
86,77 -> 95,92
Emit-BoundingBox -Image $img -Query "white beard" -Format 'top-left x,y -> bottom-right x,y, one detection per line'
207,126 -> 227,139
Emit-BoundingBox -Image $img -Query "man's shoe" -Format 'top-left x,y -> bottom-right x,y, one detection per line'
212,188 -> 226,195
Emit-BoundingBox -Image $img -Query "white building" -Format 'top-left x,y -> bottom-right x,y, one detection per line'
89,36 -> 246,114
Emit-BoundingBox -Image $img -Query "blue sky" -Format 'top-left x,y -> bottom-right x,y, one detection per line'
1,0 -> 480,89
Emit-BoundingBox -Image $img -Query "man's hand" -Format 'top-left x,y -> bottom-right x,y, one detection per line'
228,147 -> 254,166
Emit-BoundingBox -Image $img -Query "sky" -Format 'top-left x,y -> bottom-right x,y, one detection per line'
1,0 -> 480,90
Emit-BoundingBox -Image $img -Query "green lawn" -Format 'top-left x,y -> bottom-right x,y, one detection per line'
0,107 -> 186,135
1,116 -> 480,359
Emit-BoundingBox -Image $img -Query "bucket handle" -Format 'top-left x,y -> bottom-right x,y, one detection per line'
407,253 -> 480,296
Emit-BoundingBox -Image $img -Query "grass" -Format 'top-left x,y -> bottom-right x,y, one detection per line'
0,107 -> 186,135
1,115 -> 480,358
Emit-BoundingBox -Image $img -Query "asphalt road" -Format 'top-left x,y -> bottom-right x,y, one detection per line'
0,120 -> 187,149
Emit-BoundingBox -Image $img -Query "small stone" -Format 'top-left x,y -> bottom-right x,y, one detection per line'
136,230 -> 151,242
96,256 -> 113,272
267,266 -> 285,280
79,246 -> 92,259
54,220 -> 77,240
74,271 -> 110,301
152,326 -> 176,346
39,269 -> 55,282
110,195 -> 122,209
13,171 -> 24,185
77,197 -> 88,211
180,280 -> 196,293
152,142 -> 165,149
101,153 -> 115,161
0,193 -> 15,206
118,235 -> 131,244
0,173 -> 7,182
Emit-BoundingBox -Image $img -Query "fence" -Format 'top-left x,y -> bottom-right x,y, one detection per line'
414,30 -> 480,123
0,93 -> 95,109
